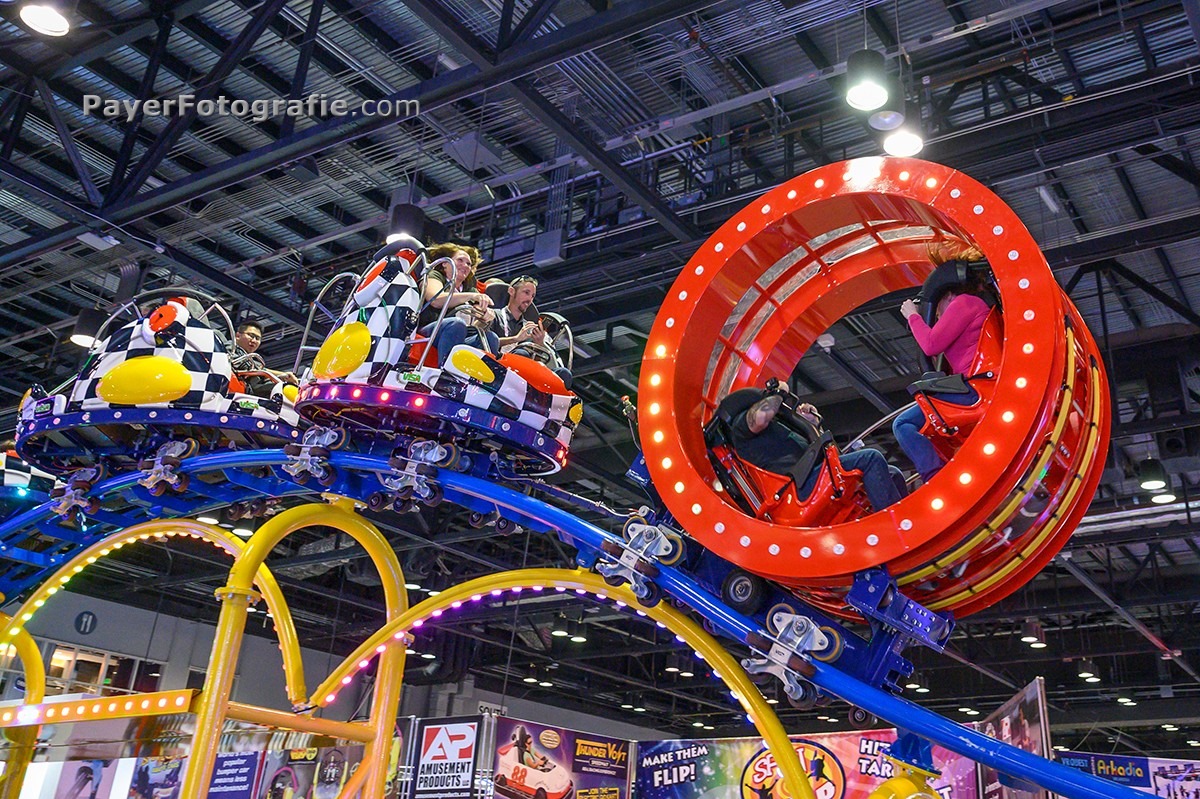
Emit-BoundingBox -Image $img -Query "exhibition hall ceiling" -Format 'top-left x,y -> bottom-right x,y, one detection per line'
1,0 -> 1200,755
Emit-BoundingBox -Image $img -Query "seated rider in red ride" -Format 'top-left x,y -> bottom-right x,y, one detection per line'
724,381 -> 903,512
893,240 -> 992,481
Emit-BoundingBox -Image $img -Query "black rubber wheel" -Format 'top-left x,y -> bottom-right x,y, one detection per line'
395,484 -> 414,500
283,443 -> 303,457
161,455 -> 182,468
83,497 -> 101,514
136,459 -> 155,471
721,569 -> 768,616
249,499 -> 268,515
317,467 -> 338,487
765,602 -> 797,636
367,492 -> 389,512
660,531 -> 684,566
393,499 -> 417,513
437,443 -> 460,469
495,775 -> 507,788
535,789 -> 547,799
787,684 -> 819,711
495,517 -> 515,534
148,481 -> 168,497
179,438 -> 199,459
467,511 -> 487,528
388,455 -> 406,470
637,582 -> 662,608
848,706 -> 876,729
293,471 -> 311,485
327,427 -> 350,451
50,487 -> 65,499
621,515 -> 646,541
423,484 -> 443,506
415,463 -> 438,478
228,503 -> 247,520
310,446 -> 331,459
173,472 -> 190,493
603,573 -> 626,587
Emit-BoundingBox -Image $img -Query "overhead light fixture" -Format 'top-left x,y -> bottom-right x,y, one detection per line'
523,666 -> 538,684
196,514 -> 220,525
1151,479 -> 1177,504
903,675 -> 922,690
845,49 -> 888,111
1077,658 -> 1100,682
231,524 -> 254,538
665,653 -> 680,674
70,307 -> 107,348
883,127 -> 924,157
20,1 -> 71,36
1021,620 -> 1047,649
568,620 -> 587,644
1138,458 -> 1167,491
868,82 -> 907,130
550,615 -> 569,638
385,203 -> 426,244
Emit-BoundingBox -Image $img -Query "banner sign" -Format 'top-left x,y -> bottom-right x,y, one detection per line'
1058,750 -> 1200,795
410,715 -> 483,799
256,748 -> 320,799
975,677 -> 1051,799
208,752 -> 262,799
634,729 -> 980,799
492,716 -> 631,799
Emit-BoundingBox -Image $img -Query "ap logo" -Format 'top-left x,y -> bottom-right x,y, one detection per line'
421,722 -> 477,761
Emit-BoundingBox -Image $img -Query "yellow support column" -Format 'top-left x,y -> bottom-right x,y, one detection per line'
177,584 -> 259,799
0,612 -> 46,799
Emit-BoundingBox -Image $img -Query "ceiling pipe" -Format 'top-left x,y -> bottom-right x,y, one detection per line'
1058,552 -> 1200,684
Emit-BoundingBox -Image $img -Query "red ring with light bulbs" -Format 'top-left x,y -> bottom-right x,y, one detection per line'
637,157 -> 1109,618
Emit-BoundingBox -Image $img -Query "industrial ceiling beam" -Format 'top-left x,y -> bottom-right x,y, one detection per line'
399,0 -> 702,244
0,0 -> 726,269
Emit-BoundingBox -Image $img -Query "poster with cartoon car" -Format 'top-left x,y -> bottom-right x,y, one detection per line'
493,717 -> 631,799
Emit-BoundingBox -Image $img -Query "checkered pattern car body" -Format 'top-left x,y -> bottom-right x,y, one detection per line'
66,299 -> 300,426
0,453 -> 57,494
329,247 -> 422,386
418,346 -> 582,447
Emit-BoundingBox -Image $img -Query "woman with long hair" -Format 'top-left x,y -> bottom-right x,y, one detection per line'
892,240 -> 992,481
416,243 -> 500,366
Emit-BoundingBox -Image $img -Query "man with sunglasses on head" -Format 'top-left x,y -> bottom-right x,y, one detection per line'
489,275 -> 544,350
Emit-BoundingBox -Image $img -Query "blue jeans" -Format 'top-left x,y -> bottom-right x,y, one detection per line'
796,447 -> 903,511
893,388 -> 978,479
419,319 -> 500,367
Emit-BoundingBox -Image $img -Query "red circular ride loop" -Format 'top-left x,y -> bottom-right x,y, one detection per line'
638,158 -> 1110,617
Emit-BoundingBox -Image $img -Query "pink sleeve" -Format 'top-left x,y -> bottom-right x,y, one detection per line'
907,295 -> 977,357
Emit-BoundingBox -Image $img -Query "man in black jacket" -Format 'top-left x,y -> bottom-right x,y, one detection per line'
724,387 -> 902,512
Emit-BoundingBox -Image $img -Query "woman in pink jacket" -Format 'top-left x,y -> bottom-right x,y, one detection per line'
892,242 -> 991,481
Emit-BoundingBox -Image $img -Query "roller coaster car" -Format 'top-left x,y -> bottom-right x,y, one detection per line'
908,260 -> 1003,462
703,387 -> 871,527
16,292 -> 303,475
295,239 -> 583,476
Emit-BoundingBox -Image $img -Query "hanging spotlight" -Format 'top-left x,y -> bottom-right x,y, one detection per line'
523,665 -> 538,684
550,615 -> 569,638
19,0 -> 71,36
1151,478 -> 1177,505
1077,658 -> 1098,680
883,126 -> 924,157
868,81 -> 907,130
845,49 -> 889,111
70,307 -> 107,348
568,620 -> 587,644
1021,620 -> 1047,648
1138,458 -> 1168,491
385,203 -> 426,244
665,653 -> 680,674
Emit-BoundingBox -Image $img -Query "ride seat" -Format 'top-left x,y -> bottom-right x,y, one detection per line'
713,443 -> 871,526
404,337 -> 438,368
704,390 -> 872,527
914,307 -> 1003,462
